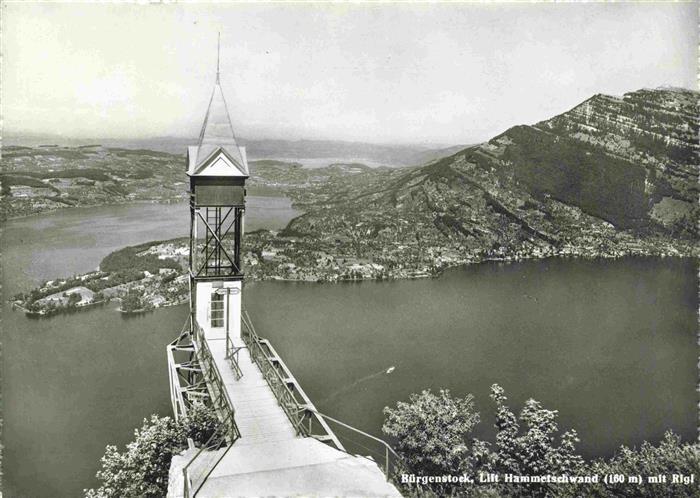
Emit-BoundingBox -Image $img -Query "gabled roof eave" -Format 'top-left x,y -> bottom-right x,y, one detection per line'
191,146 -> 249,177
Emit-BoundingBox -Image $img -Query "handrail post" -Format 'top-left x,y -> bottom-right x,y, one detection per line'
385,446 -> 389,479
183,468 -> 189,498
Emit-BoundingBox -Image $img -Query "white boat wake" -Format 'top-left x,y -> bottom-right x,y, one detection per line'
318,366 -> 396,405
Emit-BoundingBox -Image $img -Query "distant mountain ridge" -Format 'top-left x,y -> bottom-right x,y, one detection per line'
3,134 -> 466,168
287,87 -> 698,263
389,87 -> 698,232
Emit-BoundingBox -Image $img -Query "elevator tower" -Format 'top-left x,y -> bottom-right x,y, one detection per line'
187,47 -> 248,344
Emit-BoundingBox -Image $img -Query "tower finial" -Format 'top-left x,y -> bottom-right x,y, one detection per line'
216,32 -> 220,83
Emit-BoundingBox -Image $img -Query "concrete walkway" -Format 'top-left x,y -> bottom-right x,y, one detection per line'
177,328 -> 402,497
206,336 -> 297,446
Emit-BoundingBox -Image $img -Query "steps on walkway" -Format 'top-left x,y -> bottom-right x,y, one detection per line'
200,438 -> 401,497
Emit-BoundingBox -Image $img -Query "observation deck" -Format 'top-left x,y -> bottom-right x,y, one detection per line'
167,311 -> 402,497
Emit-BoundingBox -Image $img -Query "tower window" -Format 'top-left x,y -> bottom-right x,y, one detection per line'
211,293 -> 225,328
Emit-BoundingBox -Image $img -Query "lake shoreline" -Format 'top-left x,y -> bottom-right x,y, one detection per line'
11,251 -> 697,318
2,187 -> 292,223
2,198 -> 186,223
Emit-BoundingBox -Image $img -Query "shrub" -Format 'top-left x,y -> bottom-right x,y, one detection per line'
182,402 -> 219,444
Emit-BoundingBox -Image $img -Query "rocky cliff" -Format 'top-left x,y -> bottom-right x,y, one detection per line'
388,87 -> 696,233
413,87 -> 698,233
534,88 -> 698,227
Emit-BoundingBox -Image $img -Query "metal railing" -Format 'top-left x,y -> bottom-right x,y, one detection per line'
191,319 -> 241,442
241,310 -> 406,481
183,422 -> 233,498
182,318 -> 242,498
308,408 -> 406,481
225,335 -> 244,380
241,311 -> 342,449
168,319 -> 193,421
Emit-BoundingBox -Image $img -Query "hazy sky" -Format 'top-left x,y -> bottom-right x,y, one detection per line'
2,2 -> 697,145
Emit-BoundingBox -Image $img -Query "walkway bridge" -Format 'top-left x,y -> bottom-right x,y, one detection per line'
167,311 -> 402,497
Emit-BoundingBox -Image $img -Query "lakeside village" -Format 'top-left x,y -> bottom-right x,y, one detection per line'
10,215 -> 695,317
11,242 -> 190,317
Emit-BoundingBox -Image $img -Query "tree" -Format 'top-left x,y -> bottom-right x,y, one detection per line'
671,209 -> 699,240
161,272 -> 177,285
383,389 -> 481,493
488,384 -> 584,497
85,403 -> 219,498
490,384 -> 584,476
120,289 -> 143,313
67,292 -> 82,307
85,415 -> 183,498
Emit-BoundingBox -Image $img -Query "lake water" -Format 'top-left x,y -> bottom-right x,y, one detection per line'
0,198 -> 299,292
257,156 -> 394,169
1,203 -> 697,498
1,198 -> 299,498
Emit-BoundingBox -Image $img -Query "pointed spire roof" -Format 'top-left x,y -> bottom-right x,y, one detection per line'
189,34 -> 248,176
